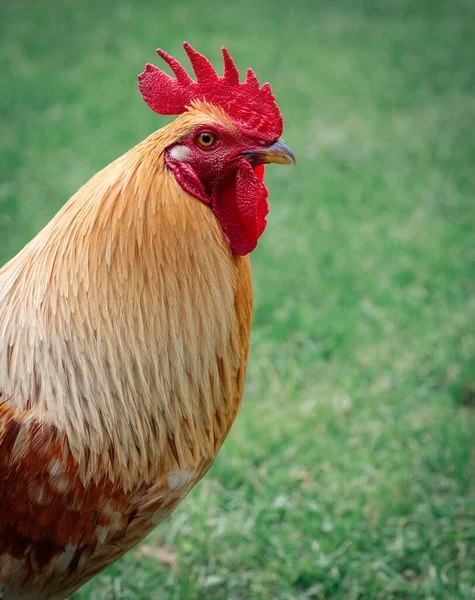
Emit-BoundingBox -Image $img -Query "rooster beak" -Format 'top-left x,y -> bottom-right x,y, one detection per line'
241,140 -> 296,166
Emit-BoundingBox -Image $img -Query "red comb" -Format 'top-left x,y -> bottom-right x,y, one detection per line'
138,42 -> 283,141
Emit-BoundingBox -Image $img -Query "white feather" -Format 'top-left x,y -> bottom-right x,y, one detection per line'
169,145 -> 191,162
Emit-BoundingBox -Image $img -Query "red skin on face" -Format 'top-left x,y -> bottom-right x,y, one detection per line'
165,125 -> 269,256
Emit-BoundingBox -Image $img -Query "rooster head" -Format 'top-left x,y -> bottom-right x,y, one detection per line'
138,42 -> 295,256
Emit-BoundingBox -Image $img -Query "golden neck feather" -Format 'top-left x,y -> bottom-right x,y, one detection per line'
0,105 -> 252,490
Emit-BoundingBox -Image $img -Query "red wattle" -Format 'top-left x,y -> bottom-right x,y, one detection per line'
254,164 -> 265,181
165,155 -> 210,204
211,159 -> 268,255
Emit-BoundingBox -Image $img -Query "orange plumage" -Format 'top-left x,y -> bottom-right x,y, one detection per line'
0,43 -> 293,598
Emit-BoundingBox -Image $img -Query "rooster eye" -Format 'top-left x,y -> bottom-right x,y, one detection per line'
196,132 -> 217,148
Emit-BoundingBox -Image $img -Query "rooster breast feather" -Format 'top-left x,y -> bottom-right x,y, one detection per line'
0,402 -> 219,598
0,129 -> 253,598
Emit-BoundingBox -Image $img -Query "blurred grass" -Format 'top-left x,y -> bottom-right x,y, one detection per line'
1,0 -> 475,598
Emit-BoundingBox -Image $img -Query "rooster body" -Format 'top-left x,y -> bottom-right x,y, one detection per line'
0,44 -> 293,598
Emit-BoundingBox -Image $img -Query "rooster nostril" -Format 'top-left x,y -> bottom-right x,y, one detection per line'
239,151 -> 261,165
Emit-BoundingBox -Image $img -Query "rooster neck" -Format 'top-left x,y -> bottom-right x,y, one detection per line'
0,129 -> 253,491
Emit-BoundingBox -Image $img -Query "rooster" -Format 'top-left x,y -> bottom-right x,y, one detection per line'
0,42 -> 294,599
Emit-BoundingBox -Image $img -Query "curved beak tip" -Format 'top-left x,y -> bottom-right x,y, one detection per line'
263,139 -> 296,166
241,139 -> 296,166
274,140 -> 296,165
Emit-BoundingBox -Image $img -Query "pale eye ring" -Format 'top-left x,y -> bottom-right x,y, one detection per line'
196,131 -> 217,148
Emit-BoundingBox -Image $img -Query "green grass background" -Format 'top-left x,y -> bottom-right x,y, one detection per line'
1,0 -> 474,598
